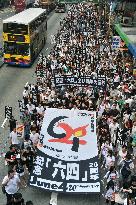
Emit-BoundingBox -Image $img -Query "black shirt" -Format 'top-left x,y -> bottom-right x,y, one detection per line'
16,159 -> 25,174
12,198 -> 25,205
23,151 -> 35,166
5,151 -> 17,165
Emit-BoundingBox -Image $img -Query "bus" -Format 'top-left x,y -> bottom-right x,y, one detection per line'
3,8 -> 47,67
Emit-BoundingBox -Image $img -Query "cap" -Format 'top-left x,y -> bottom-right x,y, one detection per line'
16,154 -> 20,159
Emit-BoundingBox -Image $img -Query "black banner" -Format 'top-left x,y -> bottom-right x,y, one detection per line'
5,106 -> 12,119
53,76 -> 106,87
29,149 -> 100,193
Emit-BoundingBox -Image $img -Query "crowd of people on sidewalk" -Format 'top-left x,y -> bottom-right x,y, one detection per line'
1,2 -> 136,205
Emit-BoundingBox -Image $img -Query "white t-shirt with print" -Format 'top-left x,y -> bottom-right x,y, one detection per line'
106,155 -> 115,167
30,132 -> 39,144
104,171 -> 119,182
2,174 -> 20,194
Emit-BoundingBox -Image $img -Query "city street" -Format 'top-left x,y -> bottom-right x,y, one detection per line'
0,8 -> 102,205
0,1 -> 135,205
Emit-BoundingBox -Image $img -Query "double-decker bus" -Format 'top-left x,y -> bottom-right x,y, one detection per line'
3,8 -> 47,67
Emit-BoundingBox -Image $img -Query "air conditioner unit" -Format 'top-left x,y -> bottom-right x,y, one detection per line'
122,17 -> 133,26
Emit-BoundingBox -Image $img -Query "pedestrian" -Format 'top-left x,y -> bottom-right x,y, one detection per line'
2,169 -> 20,205
9,128 -> 20,149
120,153 -> 134,184
5,145 -> 18,169
14,155 -> 27,188
104,166 -> 119,183
22,146 -> 36,172
104,180 -> 115,205
9,116 -> 16,132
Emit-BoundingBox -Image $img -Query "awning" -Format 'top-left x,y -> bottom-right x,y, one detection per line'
114,24 -> 130,46
128,43 -> 136,58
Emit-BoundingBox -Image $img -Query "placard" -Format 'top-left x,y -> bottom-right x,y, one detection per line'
112,36 -> 121,49
53,76 -> 106,87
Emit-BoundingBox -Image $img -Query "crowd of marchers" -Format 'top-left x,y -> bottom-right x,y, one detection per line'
1,3 -> 136,205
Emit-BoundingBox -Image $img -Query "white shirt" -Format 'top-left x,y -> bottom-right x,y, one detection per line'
119,150 -> 127,161
2,175 -> 20,194
30,132 -> 39,144
101,143 -> 113,157
114,75 -> 120,83
109,122 -> 119,135
24,140 -> 32,149
105,187 -> 114,199
123,198 -> 127,205
10,131 -> 20,145
36,106 -> 44,115
104,171 -> 119,182
125,98 -> 133,106
132,126 -> 136,136
26,104 -> 35,114
23,89 -> 28,98
106,155 -> 115,167
98,104 -> 105,116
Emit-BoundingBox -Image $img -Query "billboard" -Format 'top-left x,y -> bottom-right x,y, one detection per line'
29,108 -> 100,193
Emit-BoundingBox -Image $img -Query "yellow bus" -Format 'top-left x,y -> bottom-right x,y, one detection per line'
3,8 -> 47,67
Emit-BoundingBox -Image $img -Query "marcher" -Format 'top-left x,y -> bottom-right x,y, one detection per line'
5,145 -> 18,169
104,180 -> 115,205
2,169 -> 20,205
1,3 -> 136,204
9,128 -> 20,149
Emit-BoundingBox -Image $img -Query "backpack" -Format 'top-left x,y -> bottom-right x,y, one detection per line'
121,160 -> 132,179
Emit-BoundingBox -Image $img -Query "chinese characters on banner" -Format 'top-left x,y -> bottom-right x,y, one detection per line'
29,108 -> 100,193
112,36 -> 121,49
53,75 -> 106,88
5,106 -> 12,119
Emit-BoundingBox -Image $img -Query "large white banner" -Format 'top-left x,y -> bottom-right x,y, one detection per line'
29,108 -> 100,193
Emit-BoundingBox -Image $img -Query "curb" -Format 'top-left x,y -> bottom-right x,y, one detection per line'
0,60 -> 4,68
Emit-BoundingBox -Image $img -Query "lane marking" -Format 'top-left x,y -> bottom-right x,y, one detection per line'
50,192 -> 58,205
1,118 -> 8,128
